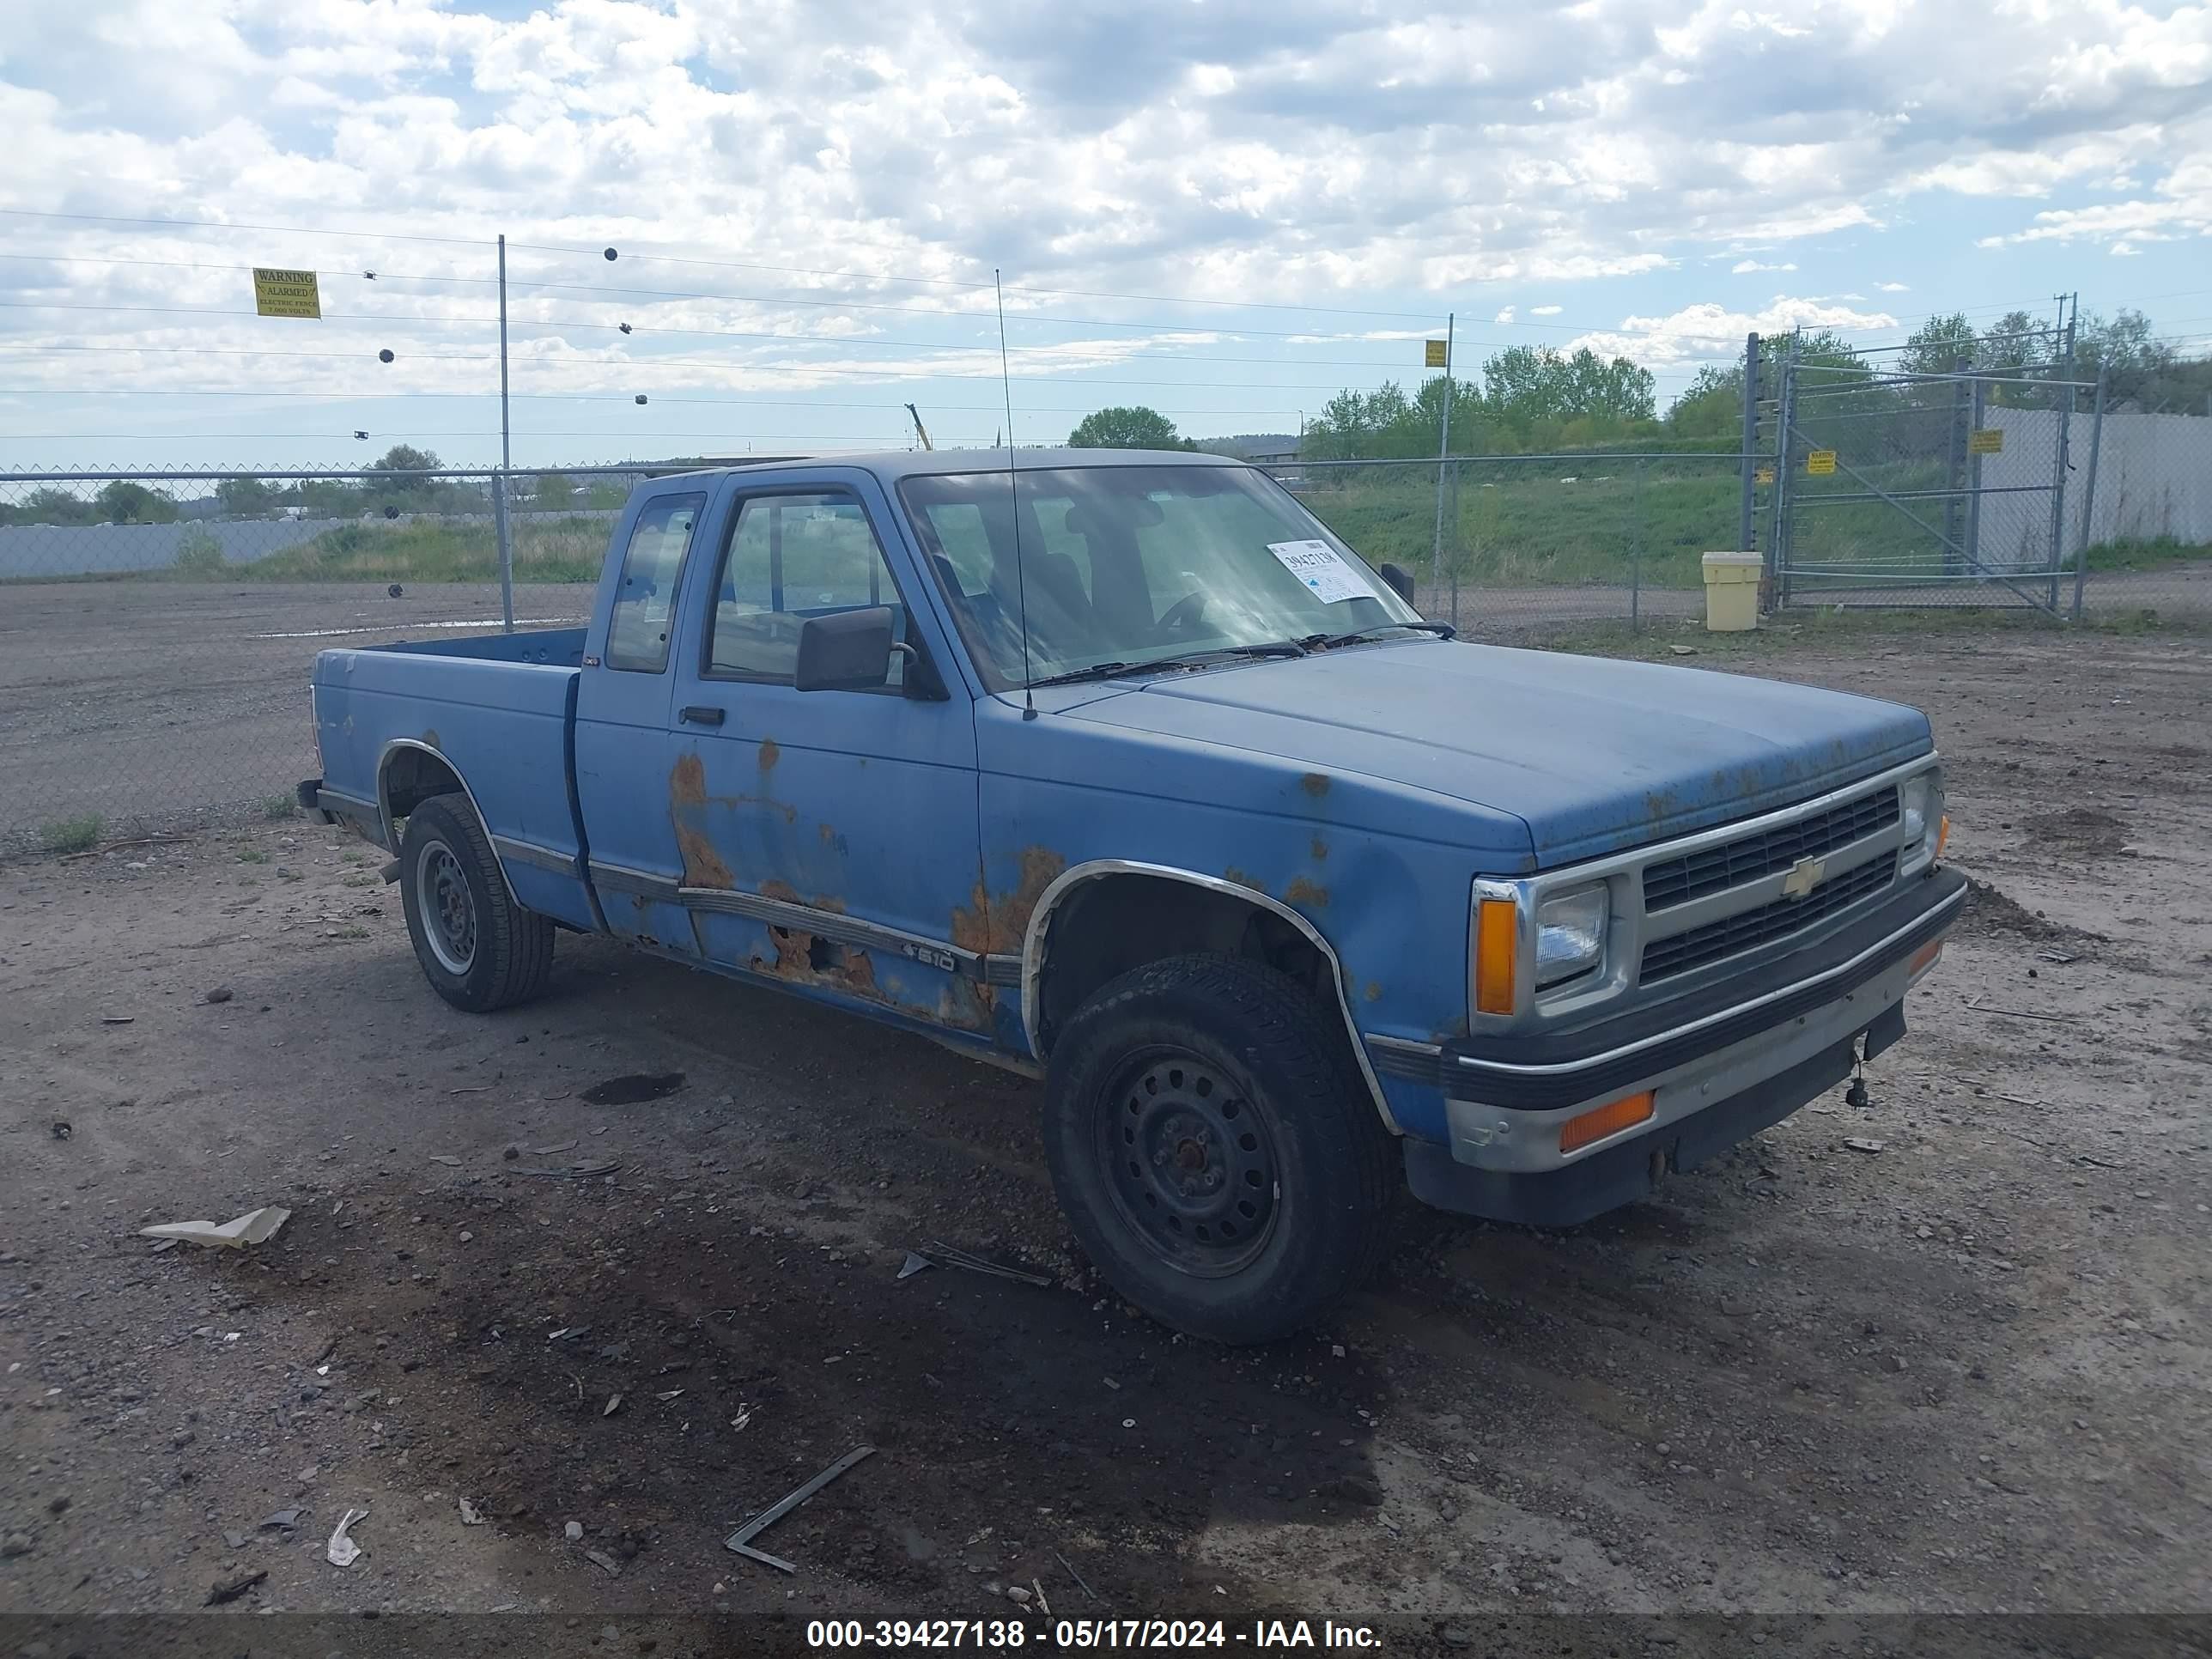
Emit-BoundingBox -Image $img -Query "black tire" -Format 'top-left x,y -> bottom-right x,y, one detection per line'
398,793 -> 555,1013
1043,952 -> 1398,1344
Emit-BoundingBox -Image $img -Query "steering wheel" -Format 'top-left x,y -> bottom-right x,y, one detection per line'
1157,591 -> 1208,635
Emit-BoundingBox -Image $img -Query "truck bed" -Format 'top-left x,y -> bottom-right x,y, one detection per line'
311,626 -> 595,929
359,625 -> 587,665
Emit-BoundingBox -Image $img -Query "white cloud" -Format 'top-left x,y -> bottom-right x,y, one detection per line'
1876,281 -> 1910,291
1566,297 -> 1901,368
1494,305 -> 1515,323
4,0 -> 2209,460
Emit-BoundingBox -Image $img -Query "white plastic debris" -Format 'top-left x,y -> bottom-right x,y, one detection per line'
459,1498 -> 485,1527
326,1508 -> 368,1567
140,1206 -> 291,1249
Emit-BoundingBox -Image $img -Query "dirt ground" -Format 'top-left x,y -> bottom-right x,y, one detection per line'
1,628 -> 2207,1652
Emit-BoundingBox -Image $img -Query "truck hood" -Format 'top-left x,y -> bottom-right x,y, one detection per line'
1060,640 -> 1931,867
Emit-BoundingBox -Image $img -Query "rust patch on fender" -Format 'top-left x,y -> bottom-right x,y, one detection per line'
952,847 -> 1067,959
1310,836 -> 1330,861
1300,772 -> 1330,799
1285,875 -> 1329,908
421,727 -> 442,750
669,754 -> 735,890
759,737 -> 781,772
1222,866 -> 1269,896
1364,981 -> 1382,1002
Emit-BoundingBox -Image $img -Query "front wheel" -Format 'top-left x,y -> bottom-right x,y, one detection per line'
1042,953 -> 1397,1344
398,793 -> 555,1012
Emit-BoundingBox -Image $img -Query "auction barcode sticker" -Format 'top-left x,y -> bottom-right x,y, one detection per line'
1267,539 -> 1376,604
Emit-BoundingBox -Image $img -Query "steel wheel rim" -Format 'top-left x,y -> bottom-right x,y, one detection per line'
416,839 -> 477,975
1096,1047 -> 1279,1278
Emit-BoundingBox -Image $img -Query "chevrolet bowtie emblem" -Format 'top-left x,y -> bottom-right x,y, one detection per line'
1779,856 -> 1827,899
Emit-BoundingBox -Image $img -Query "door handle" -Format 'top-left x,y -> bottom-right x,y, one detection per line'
679,705 -> 726,726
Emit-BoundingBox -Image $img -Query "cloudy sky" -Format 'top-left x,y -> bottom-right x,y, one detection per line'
2,0 -> 2209,470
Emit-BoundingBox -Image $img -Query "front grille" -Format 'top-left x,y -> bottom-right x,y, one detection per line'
1643,786 -> 1899,912
1640,852 -> 1898,983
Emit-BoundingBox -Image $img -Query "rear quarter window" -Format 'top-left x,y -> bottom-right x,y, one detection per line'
605,494 -> 707,672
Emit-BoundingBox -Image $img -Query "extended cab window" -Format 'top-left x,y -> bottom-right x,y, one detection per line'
706,492 -> 908,687
605,494 -> 707,672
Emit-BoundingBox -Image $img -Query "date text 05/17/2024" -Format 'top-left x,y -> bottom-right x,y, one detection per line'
805,1620 -> 1384,1650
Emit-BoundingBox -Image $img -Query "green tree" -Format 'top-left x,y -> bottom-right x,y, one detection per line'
368,444 -> 443,495
14,486 -> 96,526
2076,308 -> 2177,404
1664,363 -> 1741,437
1902,312 -> 1978,376
1068,406 -> 1190,449
1480,347 -> 1655,434
535,471 -> 577,511
216,476 -> 276,518
94,480 -> 179,524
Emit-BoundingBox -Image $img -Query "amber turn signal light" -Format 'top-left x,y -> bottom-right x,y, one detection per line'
1559,1090 -> 1655,1154
1474,897 -> 1518,1015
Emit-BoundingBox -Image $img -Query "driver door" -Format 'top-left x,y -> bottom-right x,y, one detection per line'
662,472 -> 991,1036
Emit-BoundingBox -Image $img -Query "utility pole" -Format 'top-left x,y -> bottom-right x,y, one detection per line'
494,233 -> 515,632
1430,312 -> 1454,608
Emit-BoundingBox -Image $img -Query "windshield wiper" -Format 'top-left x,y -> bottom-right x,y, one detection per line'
1028,641 -> 1308,689
1301,621 -> 1456,650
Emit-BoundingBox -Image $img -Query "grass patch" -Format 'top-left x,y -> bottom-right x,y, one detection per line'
239,517 -> 610,585
1519,603 -> 2204,663
261,793 -> 299,820
236,847 -> 270,865
2085,536 -> 2212,573
40,814 -> 102,854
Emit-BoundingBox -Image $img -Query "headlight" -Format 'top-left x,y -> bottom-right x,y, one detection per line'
1535,884 -> 1607,988
1899,770 -> 1945,872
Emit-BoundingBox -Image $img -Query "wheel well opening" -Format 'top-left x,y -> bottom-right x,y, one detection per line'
383,746 -> 466,826
1035,873 -> 1337,1057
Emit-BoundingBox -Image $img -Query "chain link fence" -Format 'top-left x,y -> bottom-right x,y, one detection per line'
5,444 -> 2210,852
0,465 -> 661,852
1261,452 -> 1747,637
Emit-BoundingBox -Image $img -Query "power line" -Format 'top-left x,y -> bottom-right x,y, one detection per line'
0,299 -> 1443,369
0,342 -> 495,364
12,239 -> 2191,356
0,206 -> 491,249
0,387 -> 1328,417
0,341 -> 1402,393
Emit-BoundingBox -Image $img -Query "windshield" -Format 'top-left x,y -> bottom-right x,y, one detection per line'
897,464 -> 1425,691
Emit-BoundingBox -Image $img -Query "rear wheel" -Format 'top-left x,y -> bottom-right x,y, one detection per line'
398,793 -> 555,1012
1043,952 -> 1397,1343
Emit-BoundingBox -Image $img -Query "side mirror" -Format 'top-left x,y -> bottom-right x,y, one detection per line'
1378,562 -> 1417,605
793,606 -> 895,692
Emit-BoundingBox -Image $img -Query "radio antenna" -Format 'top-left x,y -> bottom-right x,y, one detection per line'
995,269 -> 1036,720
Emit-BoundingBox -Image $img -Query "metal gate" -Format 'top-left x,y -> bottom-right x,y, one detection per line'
1761,326 -> 2106,618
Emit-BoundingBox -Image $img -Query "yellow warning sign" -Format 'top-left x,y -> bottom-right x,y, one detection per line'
1425,339 -> 1448,368
1968,428 -> 2004,455
252,268 -> 321,319
1807,450 -> 1838,476
1755,466 -> 1775,486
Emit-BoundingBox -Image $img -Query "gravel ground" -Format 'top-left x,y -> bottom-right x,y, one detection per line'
0,628 -> 2206,1655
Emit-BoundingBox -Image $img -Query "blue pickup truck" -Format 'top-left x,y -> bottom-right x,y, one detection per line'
302,448 -> 1964,1341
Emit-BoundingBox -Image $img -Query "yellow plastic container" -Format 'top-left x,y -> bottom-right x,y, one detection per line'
1701,551 -> 1762,632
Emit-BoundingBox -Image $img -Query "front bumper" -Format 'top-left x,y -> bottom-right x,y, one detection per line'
1378,865 -> 1966,1225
